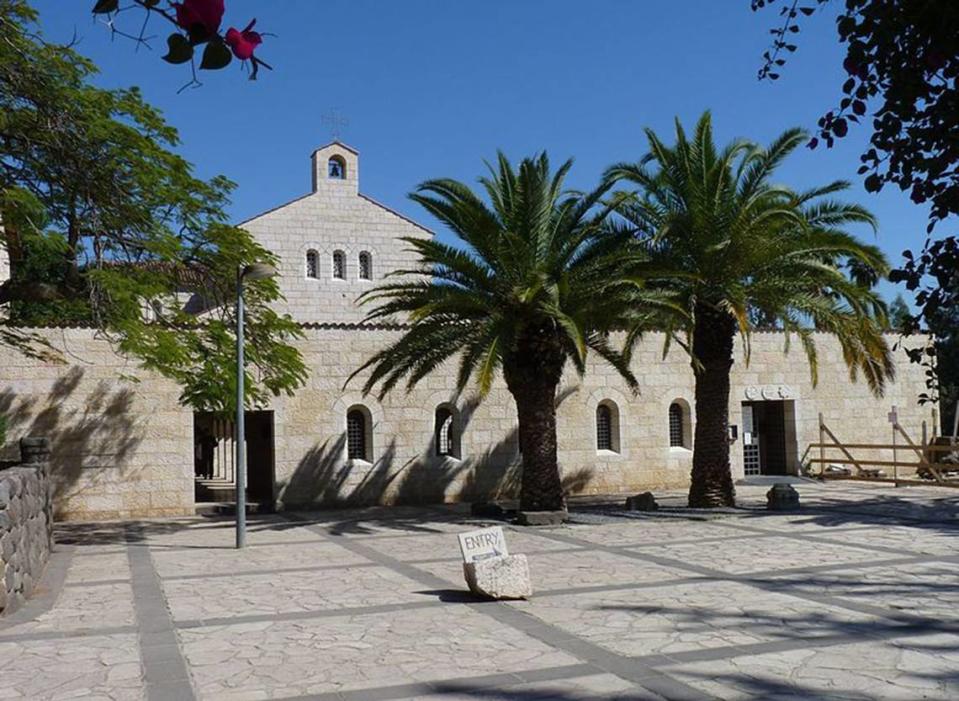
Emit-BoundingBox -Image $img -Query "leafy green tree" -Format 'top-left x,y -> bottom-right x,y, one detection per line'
349,154 -> 674,512
888,294 -> 911,333
606,112 -> 894,507
753,0 -> 957,220
753,1 -> 959,416
1,0 -> 306,414
892,238 -> 959,433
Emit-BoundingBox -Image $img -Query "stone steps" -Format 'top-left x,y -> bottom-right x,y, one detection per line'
194,501 -> 271,516
194,479 -> 237,503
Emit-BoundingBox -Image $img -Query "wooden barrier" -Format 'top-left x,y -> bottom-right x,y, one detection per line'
804,417 -> 959,487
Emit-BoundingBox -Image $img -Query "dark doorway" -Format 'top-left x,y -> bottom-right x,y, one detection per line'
742,401 -> 793,476
193,411 -> 275,509
245,412 -> 275,505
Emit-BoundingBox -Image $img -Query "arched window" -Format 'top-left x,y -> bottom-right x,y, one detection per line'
328,155 -> 346,180
435,406 -> 457,458
358,251 -> 372,280
346,408 -> 370,461
669,402 -> 686,448
332,250 -> 346,280
596,404 -> 613,451
305,250 -> 319,279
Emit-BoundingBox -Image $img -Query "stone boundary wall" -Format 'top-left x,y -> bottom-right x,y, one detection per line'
0,438 -> 54,617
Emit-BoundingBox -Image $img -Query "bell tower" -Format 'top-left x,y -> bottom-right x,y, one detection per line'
311,142 -> 359,196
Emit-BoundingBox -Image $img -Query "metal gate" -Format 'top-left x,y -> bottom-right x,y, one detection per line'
742,404 -> 761,475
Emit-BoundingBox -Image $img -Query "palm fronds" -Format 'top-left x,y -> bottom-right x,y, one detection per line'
607,111 -> 893,396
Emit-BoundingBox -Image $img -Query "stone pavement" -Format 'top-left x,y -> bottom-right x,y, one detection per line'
1,481 -> 958,700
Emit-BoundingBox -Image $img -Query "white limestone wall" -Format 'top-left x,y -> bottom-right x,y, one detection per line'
241,143 -> 432,324
731,333 -> 937,479
0,328 -> 193,521
272,328 -> 936,507
0,326 -> 935,519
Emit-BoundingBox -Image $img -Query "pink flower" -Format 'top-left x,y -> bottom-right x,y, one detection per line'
225,20 -> 263,61
174,0 -> 224,41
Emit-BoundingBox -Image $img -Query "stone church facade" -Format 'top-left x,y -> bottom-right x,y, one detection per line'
0,143 -> 938,520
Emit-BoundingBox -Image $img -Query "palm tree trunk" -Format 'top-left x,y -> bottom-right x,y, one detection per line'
688,302 -> 737,507
511,378 -> 565,511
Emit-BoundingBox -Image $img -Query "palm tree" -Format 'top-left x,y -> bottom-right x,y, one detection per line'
349,153 -> 673,513
606,112 -> 894,508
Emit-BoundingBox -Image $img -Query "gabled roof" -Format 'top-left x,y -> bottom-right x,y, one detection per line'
359,194 -> 434,236
311,140 -> 359,155
237,192 -> 312,227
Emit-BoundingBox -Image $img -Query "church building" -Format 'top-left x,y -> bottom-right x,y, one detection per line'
0,143 -> 937,520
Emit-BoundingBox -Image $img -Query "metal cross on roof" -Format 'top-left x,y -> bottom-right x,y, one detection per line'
322,109 -> 350,141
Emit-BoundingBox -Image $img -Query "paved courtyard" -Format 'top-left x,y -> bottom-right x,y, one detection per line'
1,480 -> 958,700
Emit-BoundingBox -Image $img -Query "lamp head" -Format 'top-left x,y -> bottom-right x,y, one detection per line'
240,263 -> 277,282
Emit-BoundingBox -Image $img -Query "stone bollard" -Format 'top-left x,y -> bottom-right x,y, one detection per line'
625,492 -> 659,511
766,483 -> 800,511
463,554 -> 532,599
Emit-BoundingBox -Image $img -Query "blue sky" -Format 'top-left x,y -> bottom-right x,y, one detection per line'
33,1 -> 928,302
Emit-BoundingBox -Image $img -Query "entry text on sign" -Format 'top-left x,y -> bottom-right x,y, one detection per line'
457,526 -> 509,563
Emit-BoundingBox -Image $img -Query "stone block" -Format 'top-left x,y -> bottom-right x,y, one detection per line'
463,554 -> 532,600
516,510 -> 568,526
625,492 -> 659,511
767,483 -> 800,511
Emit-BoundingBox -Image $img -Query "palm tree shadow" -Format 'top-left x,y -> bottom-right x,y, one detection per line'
662,669 -> 879,700
279,386 -> 593,525
738,491 -> 959,535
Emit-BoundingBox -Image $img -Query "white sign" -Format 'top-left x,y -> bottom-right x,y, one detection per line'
458,526 -> 509,563
888,406 -> 899,425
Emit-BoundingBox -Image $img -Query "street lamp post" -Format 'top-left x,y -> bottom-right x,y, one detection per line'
235,263 -> 277,549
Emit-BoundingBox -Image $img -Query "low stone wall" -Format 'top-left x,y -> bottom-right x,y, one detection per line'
0,438 -> 54,617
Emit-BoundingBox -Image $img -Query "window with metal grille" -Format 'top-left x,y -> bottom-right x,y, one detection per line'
306,250 -> 318,279
358,252 -> 372,280
347,409 -> 367,460
435,408 -> 454,456
669,403 -> 685,447
332,251 -> 346,280
596,404 -> 613,451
